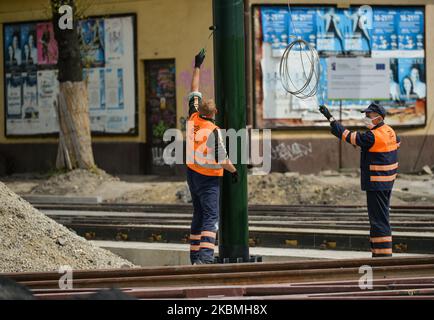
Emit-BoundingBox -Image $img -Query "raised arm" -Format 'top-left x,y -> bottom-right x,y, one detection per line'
191,49 -> 205,92
191,68 -> 200,92
319,105 -> 375,149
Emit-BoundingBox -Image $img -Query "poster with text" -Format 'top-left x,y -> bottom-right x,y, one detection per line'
254,5 -> 426,128
4,15 -> 136,135
288,7 -> 317,49
84,68 -> 105,110
372,8 -> 398,54
37,69 -> 58,112
104,18 -> 124,65
6,73 -> 22,119
397,9 -> 424,52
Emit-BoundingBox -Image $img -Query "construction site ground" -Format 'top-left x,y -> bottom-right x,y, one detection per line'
3,168 -> 434,206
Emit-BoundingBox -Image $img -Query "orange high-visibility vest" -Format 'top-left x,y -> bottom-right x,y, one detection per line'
186,112 -> 224,177
365,124 -> 399,190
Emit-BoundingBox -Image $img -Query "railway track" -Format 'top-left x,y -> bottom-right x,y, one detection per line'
34,203 -> 434,254
3,256 -> 434,300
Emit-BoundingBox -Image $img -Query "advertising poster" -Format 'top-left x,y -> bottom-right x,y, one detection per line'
37,70 -> 58,110
316,7 -> 346,55
372,8 -> 398,54
261,8 -> 288,57
4,15 -> 136,136
36,22 -> 58,65
104,18 -> 124,65
79,19 -> 105,67
343,7 -> 373,55
84,68 -> 105,110
288,7 -> 317,48
398,58 -> 426,101
6,73 -> 22,118
4,25 -> 22,70
397,9 -> 424,52
22,71 -> 38,119
254,6 -> 426,128
21,24 -> 38,67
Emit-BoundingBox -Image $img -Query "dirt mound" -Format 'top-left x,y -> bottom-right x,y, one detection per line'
0,182 -> 135,273
30,168 -> 119,196
110,181 -> 188,204
112,172 -> 365,206
248,173 -> 363,205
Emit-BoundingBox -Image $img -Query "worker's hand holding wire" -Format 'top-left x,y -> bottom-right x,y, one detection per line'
319,105 -> 333,122
231,171 -> 239,184
195,49 -> 206,69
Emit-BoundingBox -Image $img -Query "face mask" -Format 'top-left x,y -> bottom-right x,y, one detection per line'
363,116 -> 380,129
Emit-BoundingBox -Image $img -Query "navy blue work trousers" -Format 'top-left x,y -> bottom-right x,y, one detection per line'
186,168 -> 220,264
366,190 -> 393,258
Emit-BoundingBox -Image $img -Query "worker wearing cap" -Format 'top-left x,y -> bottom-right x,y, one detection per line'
186,50 -> 239,265
319,103 -> 401,258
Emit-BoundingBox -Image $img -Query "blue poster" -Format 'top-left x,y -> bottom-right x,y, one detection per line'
261,8 -> 288,50
4,25 -> 22,70
78,18 -> 105,67
342,7 -> 373,54
398,58 -> 426,101
288,7 -> 317,48
372,8 -> 398,51
20,24 -> 38,67
397,9 -> 424,51
6,72 -> 23,119
316,7 -> 347,55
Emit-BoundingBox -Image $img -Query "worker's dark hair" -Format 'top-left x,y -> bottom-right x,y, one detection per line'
198,99 -> 217,117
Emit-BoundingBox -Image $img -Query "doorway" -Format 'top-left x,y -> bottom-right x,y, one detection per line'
144,59 -> 177,175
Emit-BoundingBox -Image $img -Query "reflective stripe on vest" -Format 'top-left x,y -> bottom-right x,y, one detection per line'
186,112 -> 224,177
368,124 -> 399,184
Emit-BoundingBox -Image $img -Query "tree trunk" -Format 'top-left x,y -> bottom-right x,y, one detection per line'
51,0 -> 95,170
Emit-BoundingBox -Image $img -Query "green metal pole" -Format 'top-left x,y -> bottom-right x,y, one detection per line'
213,0 -> 249,262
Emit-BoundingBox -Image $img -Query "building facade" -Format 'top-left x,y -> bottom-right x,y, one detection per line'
0,0 -> 432,175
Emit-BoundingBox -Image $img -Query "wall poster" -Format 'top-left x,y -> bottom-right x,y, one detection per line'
3,14 -> 137,136
253,5 -> 426,128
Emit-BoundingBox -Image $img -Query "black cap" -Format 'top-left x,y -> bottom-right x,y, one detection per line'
361,103 -> 386,118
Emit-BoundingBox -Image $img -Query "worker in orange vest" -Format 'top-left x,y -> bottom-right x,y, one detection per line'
319,103 -> 400,257
186,49 -> 238,264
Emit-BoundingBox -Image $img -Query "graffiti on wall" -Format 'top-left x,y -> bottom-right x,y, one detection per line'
271,142 -> 313,161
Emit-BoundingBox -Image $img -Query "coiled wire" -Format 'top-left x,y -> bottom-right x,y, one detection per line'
279,39 -> 321,99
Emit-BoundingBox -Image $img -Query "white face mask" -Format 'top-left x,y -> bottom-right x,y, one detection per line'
363,116 -> 380,129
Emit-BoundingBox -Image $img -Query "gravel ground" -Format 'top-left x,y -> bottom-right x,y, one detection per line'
4,169 -> 434,206
0,182 -> 136,273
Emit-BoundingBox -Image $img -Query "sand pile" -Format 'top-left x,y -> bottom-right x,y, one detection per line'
30,168 -> 119,196
0,182 -> 135,273
248,172 -> 362,205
